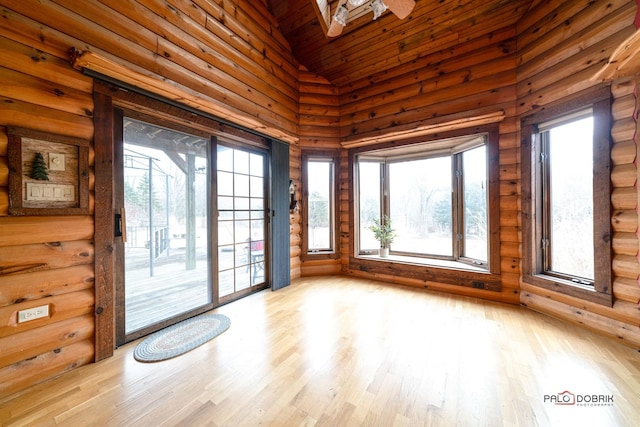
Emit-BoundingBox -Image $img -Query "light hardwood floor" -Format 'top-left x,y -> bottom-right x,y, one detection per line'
1,276 -> 639,426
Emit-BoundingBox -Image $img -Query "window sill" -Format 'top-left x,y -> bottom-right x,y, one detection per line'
358,253 -> 487,272
523,273 -> 612,306
351,254 -> 501,292
300,250 -> 340,261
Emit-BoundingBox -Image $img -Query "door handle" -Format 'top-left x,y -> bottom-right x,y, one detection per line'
115,208 -> 127,243
120,208 -> 127,243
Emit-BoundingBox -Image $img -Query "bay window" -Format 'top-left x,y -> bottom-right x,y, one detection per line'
354,130 -> 498,272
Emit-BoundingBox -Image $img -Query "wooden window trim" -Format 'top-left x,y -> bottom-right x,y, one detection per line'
300,149 -> 340,260
521,88 -> 613,306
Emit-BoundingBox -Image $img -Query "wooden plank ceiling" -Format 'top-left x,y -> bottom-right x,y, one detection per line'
268,0 -> 535,88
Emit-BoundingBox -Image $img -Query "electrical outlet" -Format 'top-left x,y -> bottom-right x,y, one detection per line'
18,305 -> 49,323
472,281 -> 485,289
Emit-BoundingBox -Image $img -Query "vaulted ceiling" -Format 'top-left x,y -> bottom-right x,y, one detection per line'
268,0 -> 535,88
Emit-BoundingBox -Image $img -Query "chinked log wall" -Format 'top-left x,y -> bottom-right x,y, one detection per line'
517,0 -> 640,347
0,0 -> 298,397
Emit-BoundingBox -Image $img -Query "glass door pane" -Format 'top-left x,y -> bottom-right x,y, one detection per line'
122,118 -> 211,335
217,145 -> 266,299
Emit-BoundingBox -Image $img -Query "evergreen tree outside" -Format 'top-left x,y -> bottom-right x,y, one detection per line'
308,190 -> 329,248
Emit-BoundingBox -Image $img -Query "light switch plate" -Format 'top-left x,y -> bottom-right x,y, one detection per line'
49,153 -> 65,171
26,183 -> 75,201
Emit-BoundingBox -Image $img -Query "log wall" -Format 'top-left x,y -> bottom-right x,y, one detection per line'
517,1 -> 640,347
2,0 -> 640,399
297,66 -> 341,276
294,0 -> 640,347
0,33 -> 96,395
336,19 -> 522,305
0,0 -> 298,397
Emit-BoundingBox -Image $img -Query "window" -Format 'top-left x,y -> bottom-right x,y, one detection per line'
522,93 -> 612,305
302,151 -> 339,259
354,131 -> 496,271
541,113 -> 594,283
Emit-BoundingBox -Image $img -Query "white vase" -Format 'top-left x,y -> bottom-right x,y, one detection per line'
380,247 -> 389,257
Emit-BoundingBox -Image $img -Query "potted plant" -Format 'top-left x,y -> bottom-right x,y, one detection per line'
369,215 -> 396,257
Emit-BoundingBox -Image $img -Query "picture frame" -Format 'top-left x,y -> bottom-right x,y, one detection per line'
8,127 -> 90,216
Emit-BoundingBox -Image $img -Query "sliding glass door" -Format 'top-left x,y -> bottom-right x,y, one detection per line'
115,112 -> 272,344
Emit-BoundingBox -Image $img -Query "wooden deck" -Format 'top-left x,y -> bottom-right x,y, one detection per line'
124,247 -> 264,333
2,276 -> 639,426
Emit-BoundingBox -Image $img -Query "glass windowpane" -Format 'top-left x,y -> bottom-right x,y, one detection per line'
234,197 -> 250,210
389,156 -> 452,256
234,150 -> 249,174
463,146 -> 487,262
217,171 -> 233,196
250,153 -> 264,177
217,146 -> 233,172
218,196 -> 233,210
251,198 -> 264,210
218,221 -> 234,245
123,119 -> 210,334
235,211 -> 250,221
548,117 -> 594,280
359,162 -> 381,250
250,176 -> 264,197
218,246 -> 234,270
218,270 -> 234,297
234,174 -> 249,197
307,161 -> 332,251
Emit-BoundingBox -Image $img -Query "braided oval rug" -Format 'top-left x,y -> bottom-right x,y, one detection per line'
133,313 -> 230,362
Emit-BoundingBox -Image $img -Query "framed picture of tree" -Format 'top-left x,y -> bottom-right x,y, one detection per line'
7,127 -> 90,215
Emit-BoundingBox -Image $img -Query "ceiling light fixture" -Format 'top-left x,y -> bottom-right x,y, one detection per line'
333,0 -> 387,27
371,0 -> 388,19
333,3 -> 349,26
329,0 -> 414,37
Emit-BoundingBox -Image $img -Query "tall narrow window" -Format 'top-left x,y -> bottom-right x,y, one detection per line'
302,151 -> 339,258
542,114 -> 594,283
522,93 -> 612,305
461,145 -> 487,263
307,159 -> 333,251
358,161 -> 382,251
